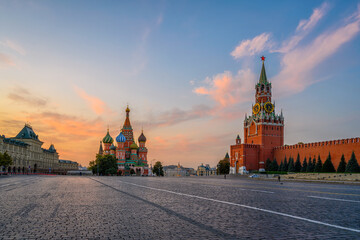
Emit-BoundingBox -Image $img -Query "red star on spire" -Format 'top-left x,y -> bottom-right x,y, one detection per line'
261,56 -> 265,62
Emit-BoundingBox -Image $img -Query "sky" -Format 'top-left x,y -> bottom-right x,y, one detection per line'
0,0 -> 359,168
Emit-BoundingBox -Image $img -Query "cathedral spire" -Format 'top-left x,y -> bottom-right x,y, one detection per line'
98,141 -> 103,155
123,105 -> 132,129
259,56 -> 268,84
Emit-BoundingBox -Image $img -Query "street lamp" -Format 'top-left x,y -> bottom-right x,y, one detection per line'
217,163 -> 220,175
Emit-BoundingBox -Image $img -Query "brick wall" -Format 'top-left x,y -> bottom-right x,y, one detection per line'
273,138 -> 360,169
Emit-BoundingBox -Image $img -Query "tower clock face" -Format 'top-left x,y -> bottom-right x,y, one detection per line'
264,102 -> 274,113
253,103 -> 260,115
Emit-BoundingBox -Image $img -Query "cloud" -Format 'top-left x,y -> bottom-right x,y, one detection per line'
194,69 -> 256,107
275,2 -> 329,53
231,33 -> 272,59
7,87 -> 47,107
274,4 -> 360,95
134,104 -> 214,129
0,40 -> 26,55
73,85 -> 112,115
30,112 -> 104,139
0,53 -> 15,67
296,2 -> 329,32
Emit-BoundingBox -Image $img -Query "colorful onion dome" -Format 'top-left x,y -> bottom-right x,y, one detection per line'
130,142 -> 138,149
110,144 -> 116,150
102,130 -> 114,144
138,131 -> 146,142
116,132 -> 126,142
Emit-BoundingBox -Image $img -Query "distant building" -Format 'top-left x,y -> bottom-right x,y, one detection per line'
163,163 -> 194,177
0,124 -> 78,174
197,164 -> 216,176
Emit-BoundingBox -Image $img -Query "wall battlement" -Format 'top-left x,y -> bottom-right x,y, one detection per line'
274,137 -> 360,150
273,137 -> 360,169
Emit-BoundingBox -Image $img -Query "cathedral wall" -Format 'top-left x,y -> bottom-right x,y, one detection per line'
273,138 -> 360,169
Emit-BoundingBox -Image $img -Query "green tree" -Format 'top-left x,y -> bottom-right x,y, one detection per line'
282,156 -> 288,172
153,161 -> 164,176
314,155 -> 323,172
345,152 -> 360,173
88,160 -> 97,174
265,158 -> 272,171
217,159 -> 230,174
337,154 -> 346,173
322,152 -> 335,172
294,154 -> 301,172
288,157 -> 295,172
0,152 -> 13,168
270,159 -> 278,171
278,160 -> 283,172
306,157 -> 312,172
301,157 -> 307,172
95,154 -> 117,175
312,157 -> 316,172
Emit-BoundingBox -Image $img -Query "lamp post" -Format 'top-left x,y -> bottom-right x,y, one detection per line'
217,163 -> 220,175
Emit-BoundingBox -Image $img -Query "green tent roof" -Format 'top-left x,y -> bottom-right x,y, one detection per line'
259,61 -> 268,84
15,124 -> 40,141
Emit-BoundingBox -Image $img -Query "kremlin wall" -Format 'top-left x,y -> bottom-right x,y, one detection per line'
273,138 -> 360,170
230,57 -> 359,174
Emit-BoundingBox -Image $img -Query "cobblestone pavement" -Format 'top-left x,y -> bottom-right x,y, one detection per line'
0,175 -> 360,239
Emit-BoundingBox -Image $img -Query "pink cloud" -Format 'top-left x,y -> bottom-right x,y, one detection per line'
274,4 -> 360,95
275,2 -> 329,53
0,40 -> 26,55
193,69 -> 256,107
73,85 -> 111,115
0,53 -> 15,67
231,33 -> 271,59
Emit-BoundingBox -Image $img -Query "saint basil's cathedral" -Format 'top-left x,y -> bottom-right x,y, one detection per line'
98,106 -> 149,176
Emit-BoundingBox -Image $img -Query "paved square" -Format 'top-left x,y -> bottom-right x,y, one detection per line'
0,175 -> 359,239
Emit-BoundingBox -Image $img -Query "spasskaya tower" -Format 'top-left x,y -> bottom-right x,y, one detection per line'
230,57 -> 284,173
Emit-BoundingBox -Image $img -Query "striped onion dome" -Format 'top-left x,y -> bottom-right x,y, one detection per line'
116,132 -> 126,143
102,130 -> 113,144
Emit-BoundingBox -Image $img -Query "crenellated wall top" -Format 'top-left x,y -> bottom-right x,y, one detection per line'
273,137 -> 360,150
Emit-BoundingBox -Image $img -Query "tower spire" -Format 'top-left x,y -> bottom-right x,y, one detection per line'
259,56 -> 268,84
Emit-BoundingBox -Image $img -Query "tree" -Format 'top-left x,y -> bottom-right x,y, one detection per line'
217,159 -> 230,174
314,155 -> 323,172
278,160 -> 283,172
345,152 -> 360,173
153,161 -> 164,176
0,152 -> 13,168
88,160 -> 97,174
322,152 -> 335,172
287,157 -> 295,172
265,158 -> 272,171
282,156 -> 288,172
301,157 -> 307,172
337,154 -> 346,173
93,154 -> 117,175
294,154 -> 301,172
312,157 -> 316,172
270,159 -> 278,171
306,157 -> 313,172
